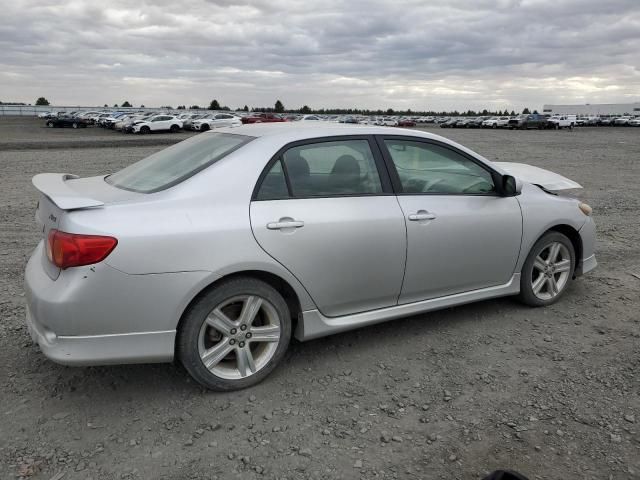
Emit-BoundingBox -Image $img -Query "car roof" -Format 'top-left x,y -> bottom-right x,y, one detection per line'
212,122 -> 445,144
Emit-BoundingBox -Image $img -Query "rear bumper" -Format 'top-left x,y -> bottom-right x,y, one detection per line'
24,242 -> 211,366
25,305 -> 175,366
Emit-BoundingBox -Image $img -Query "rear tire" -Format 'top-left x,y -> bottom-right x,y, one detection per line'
518,232 -> 575,307
72,122 -> 78,129
170,124 -> 180,133
47,121 -> 54,128
177,277 -> 292,391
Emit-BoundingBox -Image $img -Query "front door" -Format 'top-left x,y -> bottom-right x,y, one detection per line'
379,137 -> 522,304
250,137 -> 406,317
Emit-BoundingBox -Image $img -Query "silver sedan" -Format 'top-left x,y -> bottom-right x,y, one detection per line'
25,124 -> 597,390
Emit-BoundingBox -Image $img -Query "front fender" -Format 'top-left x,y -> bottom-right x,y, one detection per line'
515,183 -> 586,272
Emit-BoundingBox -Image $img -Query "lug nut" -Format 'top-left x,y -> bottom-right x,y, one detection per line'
239,341 -> 245,348
246,332 -> 252,339
230,328 -> 237,335
229,339 -> 236,345
240,325 -> 247,331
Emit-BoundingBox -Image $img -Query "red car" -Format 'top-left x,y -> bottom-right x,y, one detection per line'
241,113 -> 288,124
397,119 -> 416,127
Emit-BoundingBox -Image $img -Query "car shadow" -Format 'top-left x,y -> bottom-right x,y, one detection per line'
24,295 -> 525,404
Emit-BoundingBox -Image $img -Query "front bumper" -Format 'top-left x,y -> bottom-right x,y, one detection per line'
576,216 -> 597,276
24,242 -> 210,366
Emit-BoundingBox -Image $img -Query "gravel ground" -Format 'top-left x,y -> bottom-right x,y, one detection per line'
0,118 -> 639,480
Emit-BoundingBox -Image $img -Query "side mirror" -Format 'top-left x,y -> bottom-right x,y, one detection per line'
502,175 -> 522,196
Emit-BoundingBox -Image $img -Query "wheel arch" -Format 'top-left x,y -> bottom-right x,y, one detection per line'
532,224 -> 583,276
549,224 -> 583,273
175,269 -> 305,348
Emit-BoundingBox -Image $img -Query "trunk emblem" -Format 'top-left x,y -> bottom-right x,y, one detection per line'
49,213 -> 57,223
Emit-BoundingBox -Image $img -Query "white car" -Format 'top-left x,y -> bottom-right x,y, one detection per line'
614,116 -> 632,126
192,113 -> 242,131
380,117 -> 398,126
482,117 -> 511,128
132,115 -> 183,134
629,118 -> 640,127
298,115 -> 322,121
547,115 -> 576,129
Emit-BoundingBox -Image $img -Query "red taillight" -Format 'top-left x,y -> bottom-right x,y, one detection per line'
46,229 -> 118,269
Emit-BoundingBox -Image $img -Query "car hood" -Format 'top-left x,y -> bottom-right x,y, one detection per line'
493,162 -> 582,191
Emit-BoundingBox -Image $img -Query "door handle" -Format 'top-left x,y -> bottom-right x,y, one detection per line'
266,219 -> 305,230
408,211 -> 436,221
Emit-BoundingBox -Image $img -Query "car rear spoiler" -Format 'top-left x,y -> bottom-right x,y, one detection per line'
493,162 -> 582,191
32,173 -> 105,210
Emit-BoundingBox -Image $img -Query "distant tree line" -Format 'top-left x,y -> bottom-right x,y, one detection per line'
30,96 -> 537,116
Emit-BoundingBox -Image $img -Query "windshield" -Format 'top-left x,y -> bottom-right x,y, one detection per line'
105,133 -> 254,193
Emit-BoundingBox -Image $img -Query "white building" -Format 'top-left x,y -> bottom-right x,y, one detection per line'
542,103 -> 640,117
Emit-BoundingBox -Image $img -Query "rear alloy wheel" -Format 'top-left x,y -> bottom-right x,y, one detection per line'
518,232 -> 575,307
72,122 -> 78,129
178,277 -> 291,391
170,124 -> 180,133
47,121 -> 54,128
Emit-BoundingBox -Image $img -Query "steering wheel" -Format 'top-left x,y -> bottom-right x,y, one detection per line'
425,178 -> 446,192
462,179 -> 493,193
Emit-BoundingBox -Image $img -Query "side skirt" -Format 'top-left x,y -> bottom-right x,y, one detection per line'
295,274 -> 521,341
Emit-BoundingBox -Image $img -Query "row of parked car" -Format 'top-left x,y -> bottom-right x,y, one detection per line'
38,109 -> 640,132
439,114 -> 640,129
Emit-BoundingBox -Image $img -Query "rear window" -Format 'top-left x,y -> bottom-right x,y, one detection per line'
105,133 -> 253,193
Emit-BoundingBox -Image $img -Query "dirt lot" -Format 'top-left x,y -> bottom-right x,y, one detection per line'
1,117 -> 639,480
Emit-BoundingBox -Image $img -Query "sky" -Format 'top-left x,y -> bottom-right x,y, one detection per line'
1,0 -> 639,111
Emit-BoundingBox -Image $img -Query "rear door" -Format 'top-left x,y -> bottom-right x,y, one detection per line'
250,136 -> 406,317
378,136 -> 522,304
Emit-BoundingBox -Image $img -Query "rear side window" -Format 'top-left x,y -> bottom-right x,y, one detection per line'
106,133 -> 253,193
282,140 -> 382,197
256,160 -> 289,200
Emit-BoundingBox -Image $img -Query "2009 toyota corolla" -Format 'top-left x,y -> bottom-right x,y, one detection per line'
25,124 -> 597,390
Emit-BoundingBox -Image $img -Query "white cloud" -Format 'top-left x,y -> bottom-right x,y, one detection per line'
1,0 -> 638,110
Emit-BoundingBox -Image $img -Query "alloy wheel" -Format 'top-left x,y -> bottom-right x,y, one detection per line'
531,241 -> 571,300
197,295 -> 281,380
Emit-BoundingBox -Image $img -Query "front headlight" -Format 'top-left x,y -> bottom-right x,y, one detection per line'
579,202 -> 592,216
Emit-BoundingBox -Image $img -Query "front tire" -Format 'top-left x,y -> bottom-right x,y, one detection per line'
46,121 -> 54,128
140,126 -> 150,134
177,277 -> 292,391
518,232 -> 575,307
200,123 -> 210,132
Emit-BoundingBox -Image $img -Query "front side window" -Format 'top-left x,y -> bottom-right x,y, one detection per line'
383,140 -> 495,195
281,139 -> 383,197
106,133 -> 253,193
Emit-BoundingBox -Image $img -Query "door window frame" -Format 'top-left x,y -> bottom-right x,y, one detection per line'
375,135 -> 505,196
252,135 -> 395,201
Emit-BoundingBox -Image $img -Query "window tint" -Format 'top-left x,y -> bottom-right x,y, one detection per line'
106,133 -> 253,193
282,140 -> 383,197
384,140 -> 495,194
256,160 -> 289,200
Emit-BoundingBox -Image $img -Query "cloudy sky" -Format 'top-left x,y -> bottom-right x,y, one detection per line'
1,0 -> 639,111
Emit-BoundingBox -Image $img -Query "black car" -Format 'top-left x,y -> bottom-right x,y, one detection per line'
45,116 -> 89,129
439,118 -> 458,128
